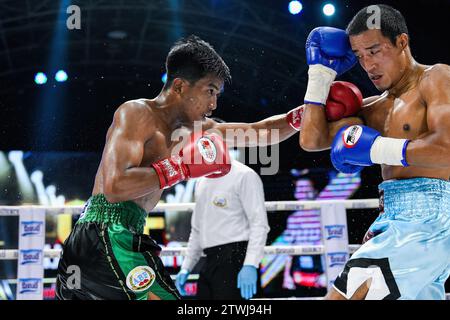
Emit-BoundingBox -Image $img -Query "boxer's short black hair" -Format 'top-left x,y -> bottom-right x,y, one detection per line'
163,35 -> 231,90
346,4 -> 408,45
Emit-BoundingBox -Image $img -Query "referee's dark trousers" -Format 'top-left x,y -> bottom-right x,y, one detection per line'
196,241 -> 262,300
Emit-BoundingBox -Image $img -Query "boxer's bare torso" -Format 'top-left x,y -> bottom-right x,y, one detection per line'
359,64 -> 450,181
93,99 -> 181,212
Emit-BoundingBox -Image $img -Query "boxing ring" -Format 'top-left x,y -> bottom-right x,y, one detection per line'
1,199 -> 449,300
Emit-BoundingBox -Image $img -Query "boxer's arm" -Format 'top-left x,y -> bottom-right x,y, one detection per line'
102,101 -> 161,203
299,106 -> 363,151
202,114 -> 298,147
405,64 -> 450,167
299,96 -> 378,152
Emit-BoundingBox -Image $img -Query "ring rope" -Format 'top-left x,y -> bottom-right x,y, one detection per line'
0,198 -> 380,216
0,244 -> 363,260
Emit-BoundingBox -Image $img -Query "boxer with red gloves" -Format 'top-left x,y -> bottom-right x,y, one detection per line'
57,35 -> 302,301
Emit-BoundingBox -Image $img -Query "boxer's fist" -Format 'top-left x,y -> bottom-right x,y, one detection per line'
331,124 -> 410,173
306,27 -> 357,76
286,105 -> 305,131
330,125 -> 380,174
152,132 -> 231,189
304,27 -> 357,105
325,81 -> 363,121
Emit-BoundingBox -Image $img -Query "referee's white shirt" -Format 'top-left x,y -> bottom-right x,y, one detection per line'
181,160 -> 270,271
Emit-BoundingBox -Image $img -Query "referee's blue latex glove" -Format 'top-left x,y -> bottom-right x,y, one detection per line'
175,269 -> 189,296
237,265 -> 257,300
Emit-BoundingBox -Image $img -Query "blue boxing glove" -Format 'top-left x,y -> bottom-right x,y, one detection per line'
306,27 -> 357,75
237,265 -> 257,300
304,27 -> 357,105
331,125 -> 410,174
175,269 -> 190,296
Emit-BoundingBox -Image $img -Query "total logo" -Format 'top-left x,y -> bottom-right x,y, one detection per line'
197,137 -> 217,163
327,252 -> 348,267
126,266 -> 156,292
324,225 -> 345,240
18,278 -> 42,294
19,249 -> 42,265
20,221 -> 44,237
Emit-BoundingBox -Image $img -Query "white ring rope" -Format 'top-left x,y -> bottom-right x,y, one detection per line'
0,199 -> 377,260
0,245 -> 363,260
0,198 -> 380,216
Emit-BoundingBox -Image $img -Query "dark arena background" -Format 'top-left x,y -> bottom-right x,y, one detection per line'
0,0 -> 449,301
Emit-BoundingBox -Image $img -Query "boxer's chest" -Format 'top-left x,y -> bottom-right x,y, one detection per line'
141,130 -> 182,167
365,89 -> 428,140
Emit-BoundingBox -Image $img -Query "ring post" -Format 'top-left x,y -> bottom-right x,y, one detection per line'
16,207 -> 46,300
320,203 -> 349,291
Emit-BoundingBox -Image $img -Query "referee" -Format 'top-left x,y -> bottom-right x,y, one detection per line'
175,158 -> 269,300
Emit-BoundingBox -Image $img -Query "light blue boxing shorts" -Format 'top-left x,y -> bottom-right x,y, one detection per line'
333,177 -> 450,300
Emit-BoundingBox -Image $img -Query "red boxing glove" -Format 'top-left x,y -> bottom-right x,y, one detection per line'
325,81 -> 363,121
286,105 -> 305,131
151,133 -> 231,189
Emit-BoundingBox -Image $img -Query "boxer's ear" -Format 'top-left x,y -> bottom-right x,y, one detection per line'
397,33 -> 409,50
172,78 -> 186,95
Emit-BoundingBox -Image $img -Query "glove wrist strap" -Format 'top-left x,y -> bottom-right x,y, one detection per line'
370,137 -> 410,166
151,156 -> 187,189
304,64 -> 337,105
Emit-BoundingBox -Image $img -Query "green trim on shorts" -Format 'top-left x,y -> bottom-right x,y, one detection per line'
76,194 -> 178,300
107,224 -> 178,300
77,194 -> 146,233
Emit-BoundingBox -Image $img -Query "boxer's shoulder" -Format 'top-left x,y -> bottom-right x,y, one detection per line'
109,99 -> 158,141
114,99 -> 156,125
420,64 -> 449,87
419,64 -> 450,103
117,98 -> 153,114
421,63 -> 450,78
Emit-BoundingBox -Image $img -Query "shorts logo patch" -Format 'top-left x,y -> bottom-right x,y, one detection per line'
126,266 -> 156,292
343,125 -> 362,148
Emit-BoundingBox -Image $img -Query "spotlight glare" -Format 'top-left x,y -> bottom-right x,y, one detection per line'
34,72 -> 47,85
55,70 -> 68,82
161,72 -> 167,84
288,1 -> 303,15
323,3 -> 335,16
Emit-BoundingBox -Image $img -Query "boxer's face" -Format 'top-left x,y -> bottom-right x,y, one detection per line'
179,74 -> 223,123
350,29 -> 408,91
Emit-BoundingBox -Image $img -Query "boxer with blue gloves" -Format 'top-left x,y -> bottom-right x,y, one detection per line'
299,5 -> 450,300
